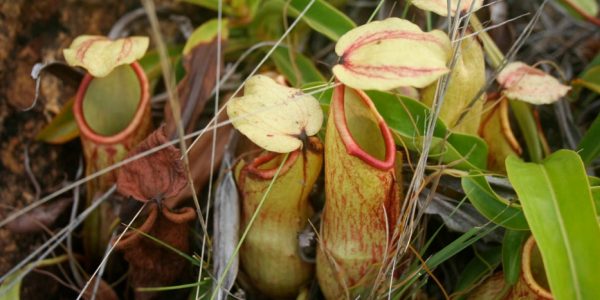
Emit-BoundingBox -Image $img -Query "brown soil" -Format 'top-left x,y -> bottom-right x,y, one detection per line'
0,0 -> 131,287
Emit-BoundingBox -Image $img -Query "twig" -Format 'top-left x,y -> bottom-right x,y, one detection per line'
23,145 -> 41,201
68,158 -> 85,287
196,1 -> 224,298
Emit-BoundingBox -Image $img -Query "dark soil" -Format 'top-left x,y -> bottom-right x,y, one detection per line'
0,1 -> 133,295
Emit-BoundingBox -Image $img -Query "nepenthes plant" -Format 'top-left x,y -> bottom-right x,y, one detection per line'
1,0 -> 600,299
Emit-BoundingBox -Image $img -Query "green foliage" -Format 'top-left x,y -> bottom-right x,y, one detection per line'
556,0 -> 599,22
506,150 -> 600,300
0,256 -> 68,299
367,91 -> 488,170
461,172 -> 528,230
279,0 -> 355,41
577,114 -> 600,166
502,230 -> 529,285
271,46 -> 325,87
35,98 -> 79,144
454,246 -> 502,296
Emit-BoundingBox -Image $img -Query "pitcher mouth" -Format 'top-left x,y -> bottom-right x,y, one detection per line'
332,84 -> 395,170
74,62 -> 150,145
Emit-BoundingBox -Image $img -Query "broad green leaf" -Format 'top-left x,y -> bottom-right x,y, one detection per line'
314,85 -> 487,170
461,172 -> 528,230
277,0 -> 356,41
502,230 -> 529,285
271,46 -> 325,87
593,186 -> 600,215
183,19 -> 229,55
577,114 -> 600,166
138,46 -> 183,88
368,91 -> 487,170
407,135 -> 486,171
506,150 -> 600,300
454,246 -> 502,294
36,98 -> 79,144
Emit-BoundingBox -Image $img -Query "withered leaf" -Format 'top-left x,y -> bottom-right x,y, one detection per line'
117,126 -> 187,202
497,61 -> 571,105
115,203 -> 196,300
164,27 -> 225,136
6,197 -> 72,234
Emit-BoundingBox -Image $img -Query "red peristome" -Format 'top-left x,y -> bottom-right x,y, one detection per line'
245,150 -> 300,180
244,137 -> 322,180
74,62 -> 150,144
332,84 -> 395,170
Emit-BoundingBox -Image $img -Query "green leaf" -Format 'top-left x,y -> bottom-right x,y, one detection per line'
0,255 -> 68,298
502,230 -> 529,285
183,19 -> 229,55
587,176 -> 600,218
506,150 -> 600,300
592,186 -> 600,215
271,46 -> 325,87
368,91 -> 488,170
425,226 -> 496,271
461,172 -> 528,230
454,246 -> 502,294
35,97 -> 79,144
138,46 -> 183,88
0,273 -> 21,300
278,0 -> 356,41
573,65 -> 600,95
314,86 -> 487,170
556,0 -> 599,22
577,114 -> 600,166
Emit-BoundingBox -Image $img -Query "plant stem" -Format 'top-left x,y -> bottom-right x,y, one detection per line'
470,15 -> 544,162
510,100 -> 543,162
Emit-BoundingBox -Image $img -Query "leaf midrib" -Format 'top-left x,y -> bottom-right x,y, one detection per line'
540,165 -> 582,299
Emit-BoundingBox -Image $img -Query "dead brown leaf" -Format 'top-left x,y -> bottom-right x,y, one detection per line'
6,197 -> 72,234
164,36 -> 223,135
116,126 -> 187,202
115,203 -> 196,300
